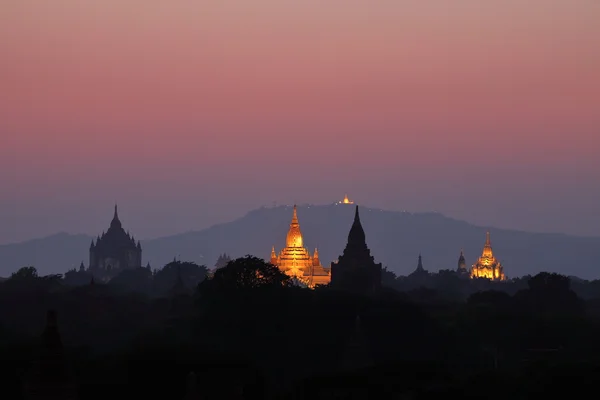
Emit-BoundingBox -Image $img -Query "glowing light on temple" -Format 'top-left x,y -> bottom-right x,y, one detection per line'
271,205 -> 331,288
338,194 -> 354,205
470,231 -> 506,281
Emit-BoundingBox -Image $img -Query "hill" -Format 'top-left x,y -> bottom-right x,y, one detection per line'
1,204 -> 599,279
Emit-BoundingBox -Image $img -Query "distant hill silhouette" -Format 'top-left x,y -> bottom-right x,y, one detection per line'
1,204 -> 599,279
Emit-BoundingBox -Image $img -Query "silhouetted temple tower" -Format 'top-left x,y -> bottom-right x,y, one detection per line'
89,205 -> 142,280
457,249 -> 469,277
330,206 -> 382,294
409,253 -> 429,279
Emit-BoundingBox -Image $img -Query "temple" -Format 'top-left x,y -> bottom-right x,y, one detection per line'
408,254 -> 429,279
338,194 -> 354,205
271,205 -> 331,288
330,206 -> 382,294
470,231 -> 506,281
457,249 -> 469,277
89,205 -> 142,281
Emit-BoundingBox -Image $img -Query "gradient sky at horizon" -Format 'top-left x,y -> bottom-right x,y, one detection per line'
1,0 -> 599,243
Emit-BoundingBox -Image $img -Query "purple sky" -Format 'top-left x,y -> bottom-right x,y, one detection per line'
1,1 -> 599,243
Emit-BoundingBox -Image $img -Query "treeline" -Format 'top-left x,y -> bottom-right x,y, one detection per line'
1,256 -> 600,398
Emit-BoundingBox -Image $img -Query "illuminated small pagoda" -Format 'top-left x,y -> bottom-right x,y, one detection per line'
470,231 -> 506,281
337,194 -> 354,205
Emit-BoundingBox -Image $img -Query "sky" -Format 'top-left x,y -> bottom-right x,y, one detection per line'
1,0 -> 599,244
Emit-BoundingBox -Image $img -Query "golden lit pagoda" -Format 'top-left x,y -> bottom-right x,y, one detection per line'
470,231 -> 506,281
271,205 -> 331,287
338,194 -> 354,205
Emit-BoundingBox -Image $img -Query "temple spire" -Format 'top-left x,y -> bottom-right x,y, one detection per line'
347,206 -> 366,246
286,205 -> 303,248
291,204 -> 299,227
482,231 -> 493,257
417,254 -> 423,271
110,203 -> 122,229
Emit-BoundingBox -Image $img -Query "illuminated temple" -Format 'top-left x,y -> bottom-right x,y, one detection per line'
271,205 -> 331,288
470,231 -> 506,281
338,194 -> 354,205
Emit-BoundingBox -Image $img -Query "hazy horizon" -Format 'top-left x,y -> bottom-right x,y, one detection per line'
2,201 -> 599,246
2,1 -> 599,243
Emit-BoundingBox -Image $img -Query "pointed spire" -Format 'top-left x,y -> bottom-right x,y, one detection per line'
457,249 -> 467,273
110,204 -> 122,229
79,261 -> 85,271
482,231 -> 494,257
314,248 -> 319,259
286,205 -> 304,248
347,206 -> 366,246
291,204 -> 299,227
90,239 -> 95,249
417,254 -> 423,270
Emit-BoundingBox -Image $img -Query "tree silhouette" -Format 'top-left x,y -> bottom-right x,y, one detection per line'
10,266 -> 38,280
199,255 -> 291,292
153,260 -> 208,296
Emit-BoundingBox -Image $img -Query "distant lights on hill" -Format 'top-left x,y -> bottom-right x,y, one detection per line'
336,194 -> 354,205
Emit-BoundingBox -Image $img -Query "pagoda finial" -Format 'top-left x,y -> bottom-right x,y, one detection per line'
291,204 -> 299,226
485,231 -> 491,246
110,203 -> 122,229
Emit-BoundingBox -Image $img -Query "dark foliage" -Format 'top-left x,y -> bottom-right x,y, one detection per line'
2,258 -> 600,398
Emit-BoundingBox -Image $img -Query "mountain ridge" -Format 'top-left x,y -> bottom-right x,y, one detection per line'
1,204 -> 599,279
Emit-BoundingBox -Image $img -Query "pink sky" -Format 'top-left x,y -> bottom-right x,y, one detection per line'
1,1 -> 599,243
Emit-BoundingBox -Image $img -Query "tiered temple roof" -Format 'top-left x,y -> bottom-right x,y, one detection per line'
271,205 -> 330,287
470,231 -> 506,281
